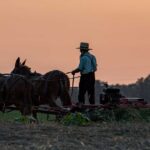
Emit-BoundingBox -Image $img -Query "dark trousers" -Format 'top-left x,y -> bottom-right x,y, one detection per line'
78,72 -> 95,104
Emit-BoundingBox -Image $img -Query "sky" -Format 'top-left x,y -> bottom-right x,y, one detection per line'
0,0 -> 150,85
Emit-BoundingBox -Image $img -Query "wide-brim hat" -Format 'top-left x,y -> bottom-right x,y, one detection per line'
76,42 -> 92,50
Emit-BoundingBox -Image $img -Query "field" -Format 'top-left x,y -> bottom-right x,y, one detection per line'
0,111 -> 150,150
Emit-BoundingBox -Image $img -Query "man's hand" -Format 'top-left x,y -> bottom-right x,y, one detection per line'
71,68 -> 80,75
71,70 -> 76,75
71,68 -> 81,75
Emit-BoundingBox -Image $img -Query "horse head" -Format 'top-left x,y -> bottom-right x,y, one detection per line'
11,57 -> 36,78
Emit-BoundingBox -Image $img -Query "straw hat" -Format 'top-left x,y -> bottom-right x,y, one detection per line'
76,42 -> 92,50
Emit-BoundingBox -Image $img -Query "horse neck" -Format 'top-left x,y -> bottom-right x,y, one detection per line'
30,72 -> 42,79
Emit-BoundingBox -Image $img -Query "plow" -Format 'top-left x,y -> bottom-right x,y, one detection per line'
2,86 -> 150,117
3,95 -> 150,118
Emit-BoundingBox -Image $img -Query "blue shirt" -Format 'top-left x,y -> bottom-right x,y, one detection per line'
78,52 -> 97,74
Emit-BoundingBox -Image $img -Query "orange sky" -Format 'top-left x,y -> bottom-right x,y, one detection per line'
0,0 -> 150,85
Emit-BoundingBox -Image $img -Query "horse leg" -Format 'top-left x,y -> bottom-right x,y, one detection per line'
25,89 -> 38,122
32,108 -> 38,121
48,96 -> 58,107
47,96 -> 60,121
19,102 -> 37,123
60,90 -> 72,106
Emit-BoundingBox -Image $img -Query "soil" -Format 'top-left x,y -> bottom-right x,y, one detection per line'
0,121 -> 150,150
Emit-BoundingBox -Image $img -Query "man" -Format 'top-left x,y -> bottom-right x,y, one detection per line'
72,42 -> 97,105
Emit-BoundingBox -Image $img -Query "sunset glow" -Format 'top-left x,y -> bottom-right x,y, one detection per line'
0,0 -> 150,84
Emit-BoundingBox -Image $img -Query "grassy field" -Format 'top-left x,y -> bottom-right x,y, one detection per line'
0,108 -> 150,123
0,109 -> 150,150
0,111 -> 55,123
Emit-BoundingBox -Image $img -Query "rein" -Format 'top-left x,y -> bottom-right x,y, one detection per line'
2,73 -> 80,97
2,73 -> 80,82
66,72 -> 80,97
71,74 -> 75,97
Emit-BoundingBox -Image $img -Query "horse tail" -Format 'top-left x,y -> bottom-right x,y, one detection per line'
59,73 -> 72,106
43,70 -> 71,106
59,73 -> 70,93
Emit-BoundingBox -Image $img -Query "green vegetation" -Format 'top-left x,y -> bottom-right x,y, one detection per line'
0,111 -> 21,122
86,108 -> 150,122
0,108 -> 150,125
61,112 -> 90,126
61,108 -> 150,126
0,111 -> 55,123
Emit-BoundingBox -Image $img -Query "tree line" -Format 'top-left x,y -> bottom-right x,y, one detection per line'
112,74 -> 150,102
71,74 -> 150,104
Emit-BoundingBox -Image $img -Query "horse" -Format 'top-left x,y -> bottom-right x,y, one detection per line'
0,73 -> 34,119
11,57 -> 72,109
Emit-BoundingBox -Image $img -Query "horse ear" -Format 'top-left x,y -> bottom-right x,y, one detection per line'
15,57 -> 21,68
22,59 -> 26,66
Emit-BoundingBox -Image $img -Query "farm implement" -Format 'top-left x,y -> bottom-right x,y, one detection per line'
1,87 -> 150,121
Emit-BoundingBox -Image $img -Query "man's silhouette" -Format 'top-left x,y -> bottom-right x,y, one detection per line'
72,42 -> 97,105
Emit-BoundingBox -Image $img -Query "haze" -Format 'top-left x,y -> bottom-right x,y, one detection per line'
0,0 -> 150,84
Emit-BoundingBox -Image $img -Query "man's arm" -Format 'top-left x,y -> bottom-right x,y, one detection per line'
71,68 -> 80,75
71,55 -> 86,75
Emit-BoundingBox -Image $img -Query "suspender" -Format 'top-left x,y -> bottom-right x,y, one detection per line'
83,54 -> 97,72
